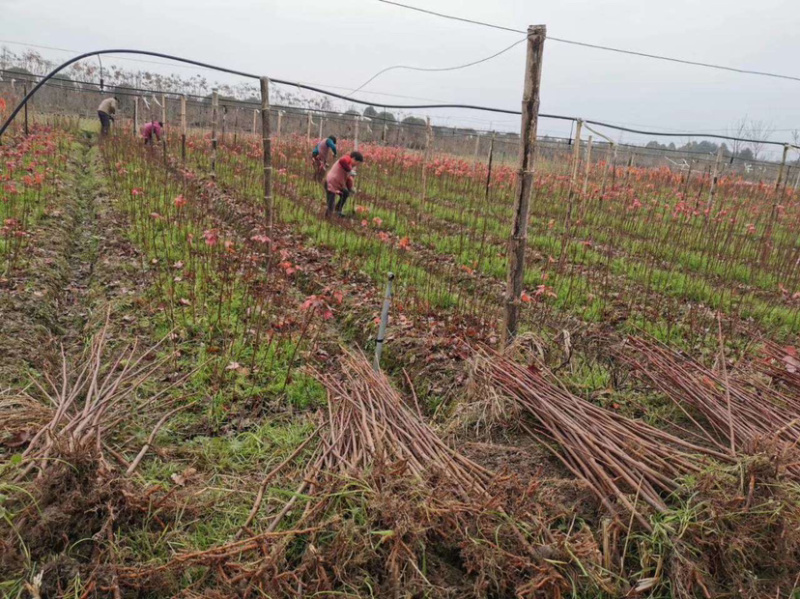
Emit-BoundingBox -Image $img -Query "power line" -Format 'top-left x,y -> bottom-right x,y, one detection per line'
375,0 -> 800,83
347,37 -> 527,97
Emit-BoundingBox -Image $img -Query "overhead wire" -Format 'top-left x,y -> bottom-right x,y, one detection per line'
347,37 -> 528,97
374,0 -> 800,83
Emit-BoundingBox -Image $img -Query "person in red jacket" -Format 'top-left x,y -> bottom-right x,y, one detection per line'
325,151 -> 363,217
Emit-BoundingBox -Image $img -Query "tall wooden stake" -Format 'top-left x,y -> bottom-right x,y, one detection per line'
253,109 -> 258,136
180,95 -> 187,162
133,97 -> 139,137
775,143 -> 789,191
261,77 -> 274,231
211,90 -> 219,178
161,94 -> 167,155
582,135 -> 593,196
502,24 -> 546,346
421,117 -> 432,205
559,118 -> 583,271
277,111 -> 283,138
354,117 -> 360,150
221,105 -> 227,144
762,144 -> 790,266
474,134 -> 481,158
23,83 -> 28,136
318,117 -> 323,140
706,144 -> 724,212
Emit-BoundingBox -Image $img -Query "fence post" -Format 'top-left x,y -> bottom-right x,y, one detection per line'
134,97 -> 139,137
706,145 -> 724,212
180,95 -> 187,162
374,273 -> 395,371
161,94 -> 167,156
354,116 -> 360,151
211,89 -> 219,178
502,24 -> 546,346
474,134 -> 480,158
559,118 -> 583,271
277,111 -> 283,138
221,105 -> 227,145
23,83 -> 28,136
261,77 -> 274,231
775,143 -> 789,191
421,116 -> 432,207
252,109 -> 258,136
318,117 -> 324,140
761,144 -> 790,266
582,134 -> 593,197
306,112 -> 312,141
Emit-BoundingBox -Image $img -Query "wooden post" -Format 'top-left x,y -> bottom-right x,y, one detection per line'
354,117 -> 360,151
706,145 -> 724,212
474,134 -> 481,158
602,143 -> 616,195
133,97 -> 139,137
23,83 -> 28,136
559,119 -> 583,270
306,113 -> 312,141
260,77 -> 274,231
762,144 -> 791,266
252,109 -> 258,136
276,111 -> 283,138
582,134 -> 593,196
180,95 -> 187,162
161,94 -> 167,133
502,24 -> 546,346
211,90 -> 218,178
775,144 -> 789,191
221,105 -> 227,144
421,116 -> 432,204
161,94 -> 167,155
318,117 -> 323,140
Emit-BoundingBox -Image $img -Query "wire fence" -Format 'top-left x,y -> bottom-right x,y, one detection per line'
2,67 -> 799,188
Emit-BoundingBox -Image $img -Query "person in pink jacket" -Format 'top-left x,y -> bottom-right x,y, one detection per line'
324,151 -> 363,217
142,120 -> 163,145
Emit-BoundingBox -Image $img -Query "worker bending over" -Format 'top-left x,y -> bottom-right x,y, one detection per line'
325,151 -> 363,217
312,135 -> 337,182
142,121 -> 164,145
97,97 -> 118,137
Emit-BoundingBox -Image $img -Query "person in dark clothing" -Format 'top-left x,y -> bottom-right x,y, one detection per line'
97,97 -> 119,137
324,151 -> 363,217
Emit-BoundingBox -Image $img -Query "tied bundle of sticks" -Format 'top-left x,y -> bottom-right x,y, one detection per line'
143,348 -> 571,598
13,320 -> 192,481
473,348 -> 730,529
247,347 -> 495,535
622,336 -> 800,480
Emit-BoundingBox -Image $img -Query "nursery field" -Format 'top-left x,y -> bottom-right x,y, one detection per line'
2,116 -> 800,598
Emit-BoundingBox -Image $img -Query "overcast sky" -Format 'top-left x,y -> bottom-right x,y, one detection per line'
3,0 -> 799,150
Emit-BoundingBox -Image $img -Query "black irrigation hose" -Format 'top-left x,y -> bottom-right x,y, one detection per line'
0,48 -> 795,150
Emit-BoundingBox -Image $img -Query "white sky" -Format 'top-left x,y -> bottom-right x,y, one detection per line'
2,0 -> 799,150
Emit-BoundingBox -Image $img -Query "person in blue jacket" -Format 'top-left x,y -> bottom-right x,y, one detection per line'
312,135 -> 337,182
